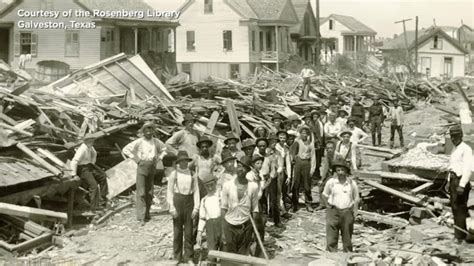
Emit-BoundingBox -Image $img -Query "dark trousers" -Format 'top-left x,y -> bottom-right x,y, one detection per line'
173,193 -> 195,262
315,148 -> 324,179
319,176 -> 331,208
390,125 -> 404,147
77,164 -> 108,210
326,206 -> 354,252
449,174 -> 471,240
136,161 -> 155,221
254,212 -> 266,258
206,218 -> 222,252
267,177 -> 280,224
370,116 -> 382,146
292,158 -> 312,209
223,219 -> 253,255
302,78 -> 311,99
352,116 -> 364,128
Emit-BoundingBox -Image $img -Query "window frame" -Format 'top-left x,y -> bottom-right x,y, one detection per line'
223,30 -> 233,51
186,30 -> 196,52
65,30 -> 80,57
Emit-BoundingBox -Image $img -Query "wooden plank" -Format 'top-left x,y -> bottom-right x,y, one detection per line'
225,99 -> 241,137
363,151 -> 395,159
115,61 -> 154,96
356,171 -> 430,183
410,182 -> 434,194
358,210 -> 409,227
0,122 -> 33,137
207,250 -> 267,265
0,202 -> 67,223
239,121 -> 256,139
204,111 -> 219,134
434,105 -> 458,116
106,159 -> 138,199
102,66 -> 132,93
0,112 -> 18,126
364,180 -> 436,211
36,148 -> 67,168
358,144 -> 402,155
16,143 -> 62,176
14,119 -> 35,131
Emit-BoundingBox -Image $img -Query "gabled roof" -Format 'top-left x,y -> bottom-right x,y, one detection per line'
290,0 -> 317,35
380,27 -> 468,54
320,14 -> 376,35
459,25 -> 474,43
179,0 -> 298,24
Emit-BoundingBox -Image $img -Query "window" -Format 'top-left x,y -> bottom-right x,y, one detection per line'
65,31 -> 79,57
101,28 -> 114,42
304,16 -> 310,36
204,0 -> 213,14
40,0 -> 54,10
15,32 -> 37,56
251,30 -> 256,52
186,31 -> 195,51
223,30 -> 232,51
432,35 -> 443,49
182,63 -> 191,79
329,19 -> 334,30
230,64 -> 240,79
259,31 -> 264,51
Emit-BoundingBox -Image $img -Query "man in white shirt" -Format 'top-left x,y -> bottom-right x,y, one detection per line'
71,134 -> 108,211
448,125 -> 472,243
123,122 -> 167,224
388,98 -> 405,148
323,159 -> 360,252
166,113 -> 200,158
346,117 -> 368,144
300,63 -> 315,100
324,113 -> 342,143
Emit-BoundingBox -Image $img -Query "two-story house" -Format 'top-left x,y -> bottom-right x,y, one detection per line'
0,0 -> 178,76
457,24 -> 474,73
318,14 -> 376,64
176,0 -> 298,81
380,27 -> 468,78
289,0 -> 319,64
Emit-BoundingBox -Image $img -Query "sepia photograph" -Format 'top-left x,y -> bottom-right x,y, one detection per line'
0,0 -> 473,265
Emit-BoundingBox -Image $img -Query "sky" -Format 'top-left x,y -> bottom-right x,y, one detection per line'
145,0 -> 473,38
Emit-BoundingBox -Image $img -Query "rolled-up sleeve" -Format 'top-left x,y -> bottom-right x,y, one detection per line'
460,146 -> 473,188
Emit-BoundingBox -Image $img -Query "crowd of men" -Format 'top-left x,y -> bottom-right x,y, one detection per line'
69,92 -> 473,264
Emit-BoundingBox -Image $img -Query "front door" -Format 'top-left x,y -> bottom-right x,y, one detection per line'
443,57 -> 453,78
0,28 -> 10,63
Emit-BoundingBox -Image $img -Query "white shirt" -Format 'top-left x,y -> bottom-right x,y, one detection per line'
324,121 -> 342,138
122,137 -> 166,162
167,168 -> 200,213
349,127 -> 369,144
70,143 -> 97,175
165,129 -> 199,157
198,193 -> 221,232
323,177 -> 359,209
336,117 -> 347,129
221,180 -> 259,225
300,68 -> 315,78
389,106 -> 404,125
449,142 -> 473,188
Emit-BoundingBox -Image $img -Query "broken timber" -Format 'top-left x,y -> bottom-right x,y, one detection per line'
364,180 -> 436,211
358,210 -> 409,227
207,250 -> 267,265
0,202 -> 68,223
357,171 -> 430,182
16,142 -> 62,176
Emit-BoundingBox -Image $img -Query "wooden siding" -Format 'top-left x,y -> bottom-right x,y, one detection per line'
177,0 -> 250,63
320,19 -> 350,54
178,62 -> 250,81
0,0 -> 101,70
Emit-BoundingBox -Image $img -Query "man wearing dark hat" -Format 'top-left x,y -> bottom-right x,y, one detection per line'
246,154 -> 266,257
166,113 -> 200,157
218,149 -> 237,189
71,134 -> 108,211
272,113 -> 286,131
221,156 -> 259,255
322,159 -> 360,252
123,122 -> 167,223
388,98 -> 404,148
368,95 -> 384,146
167,150 -> 200,264
290,125 -> 316,213
350,96 -> 365,128
189,136 -> 220,199
196,177 -> 222,258
241,138 -> 257,157
224,132 -> 245,160
335,130 -> 359,171
448,125 -> 473,243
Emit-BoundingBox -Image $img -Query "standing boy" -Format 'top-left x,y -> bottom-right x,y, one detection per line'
388,98 -> 404,148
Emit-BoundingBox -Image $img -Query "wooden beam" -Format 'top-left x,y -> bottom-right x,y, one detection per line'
36,148 -> 67,168
0,112 -> 18,126
16,143 -> 62,176
358,144 -> 402,155
410,182 -> 434,194
0,202 -> 67,223
207,250 -> 267,265
358,210 -> 409,227
0,122 -> 33,137
204,111 -> 219,135
364,180 -> 436,211
102,66 -> 132,93
225,99 -> 241,136
356,171 -> 430,183
115,61 -> 154,96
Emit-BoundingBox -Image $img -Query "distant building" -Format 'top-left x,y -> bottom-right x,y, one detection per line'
380,26 -> 468,78
318,14 -> 377,64
457,25 -> 474,74
289,0 -> 318,64
176,0 -> 298,81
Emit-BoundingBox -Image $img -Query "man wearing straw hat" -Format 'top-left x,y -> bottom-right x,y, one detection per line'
71,134 -> 108,211
167,150 -> 200,264
166,113 -> 201,157
221,155 -> 259,255
322,159 -> 360,252
123,122 -> 167,224
190,135 -> 220,199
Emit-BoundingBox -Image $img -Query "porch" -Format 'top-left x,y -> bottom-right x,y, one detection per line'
251,25 -> 293,69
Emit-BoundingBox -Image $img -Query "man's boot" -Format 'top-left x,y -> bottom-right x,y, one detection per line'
400,136 -> 404,147
371,133 -> 376,146
377,133 -> 382,147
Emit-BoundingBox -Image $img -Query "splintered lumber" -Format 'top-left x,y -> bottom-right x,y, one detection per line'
410,182 -> 434,194
94,202 -> 133,225
358,210 -> 409,227
225,99 -> 241,136
0,122 -> 33,137
358,144 -> 403,155
36,148 -> 67,168
364,180 -> 435,211
208,250 -> 267,265
0,202 -> 68,223
0,112 -> 18,126
357,171 -> 430,182
204,111 -> 219,134
16,143 -> 62,176
363,151 -> 397,159
434,105 -> 458,116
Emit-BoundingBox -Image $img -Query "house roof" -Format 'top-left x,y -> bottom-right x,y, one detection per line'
0,157 -> 53,188
290,0 -> 316,35
179,0 -> 298,24
380,26 -> 469,54
320,14 -> 376,35
459,25 -> 474,43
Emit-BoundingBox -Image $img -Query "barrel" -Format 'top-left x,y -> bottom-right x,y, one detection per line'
35,61 -> 70,83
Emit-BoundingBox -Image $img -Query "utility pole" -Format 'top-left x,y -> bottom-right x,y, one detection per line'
314,0 -> 321,67
395,18 -> 413,74
414,16 -> 418,79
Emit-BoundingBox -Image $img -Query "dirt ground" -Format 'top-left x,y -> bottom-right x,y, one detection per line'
11,96 -> 474,265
